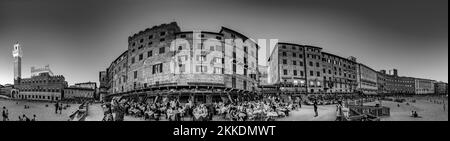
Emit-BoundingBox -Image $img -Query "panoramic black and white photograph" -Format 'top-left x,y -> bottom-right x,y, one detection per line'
0,0 -> 448,134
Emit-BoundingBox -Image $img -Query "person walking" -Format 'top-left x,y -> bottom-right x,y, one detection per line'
59,103 -> 63,114
23,114 -> 30,121
313,100 -> 318,117
54,102 -> 59,114
299,98 -> 302,109
2,107 -> 9,121
336,103 -> 343,121
32,115 -> 37,121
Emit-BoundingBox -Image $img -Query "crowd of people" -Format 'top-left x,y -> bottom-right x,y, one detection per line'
1,100 -> 76,121
213,96 -> 297,121
2,106 -> 37,121
102,95 -> 302,121
305,94 -> 370,106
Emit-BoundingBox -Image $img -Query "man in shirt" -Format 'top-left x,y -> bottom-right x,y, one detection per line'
313,100 -> 318,117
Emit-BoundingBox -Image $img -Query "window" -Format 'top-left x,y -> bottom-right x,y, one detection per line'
159,47 -> 165,54
139,39 -> 144,43
180,35 -> 186,38
299,54 -> 303,58
292,46 -> 296,50
152,63 -> 163,74
293,53 -> 296,57
316,62 -> 320,67
131,57 -> 135,64
210,46 -> 215,51
282,45 -> 286,49
283,59 -> 287,64
293,70 -> 298,76
149,35 -> 153,39
216,36 -> 222,40
283,70 -> 288,75
317,71 -> 321,77
197,55 -> 206,62
160,32 -> 166,36
139,54 -> 143,61
244,46 -> 248,53
148,42 -> 152,46
309,61 -> 313,66
196,66 -> 208,73
282,52 -> 287,56
160,38 -> 165,42
134,71 -> 138,79
299,62 -> 304,66
214,67 -> 222,74
310,71 -> 314,76
148,51 -> 152,57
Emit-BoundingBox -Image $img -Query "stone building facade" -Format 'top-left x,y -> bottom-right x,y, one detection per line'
64,87 -> 95,99
102,22 -> 259,103
356,63 -> 378,94
321,52 -> 358,94
377,69 -> 415,95
0,84 -> 14,98
267,42 -> 323,94
415,78 -> 435,94
99,71 -> 108,101
14,72 -> 68,101
73,82 -> 97,90
434,82 -> 448,95
11,42 -> 68,101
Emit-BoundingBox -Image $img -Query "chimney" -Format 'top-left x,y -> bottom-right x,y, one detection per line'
389,70 -> 392,75
380,70 -> 386,74
393,69 -> 398,76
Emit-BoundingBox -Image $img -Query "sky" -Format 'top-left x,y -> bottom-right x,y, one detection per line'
0,0 -> 448,85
